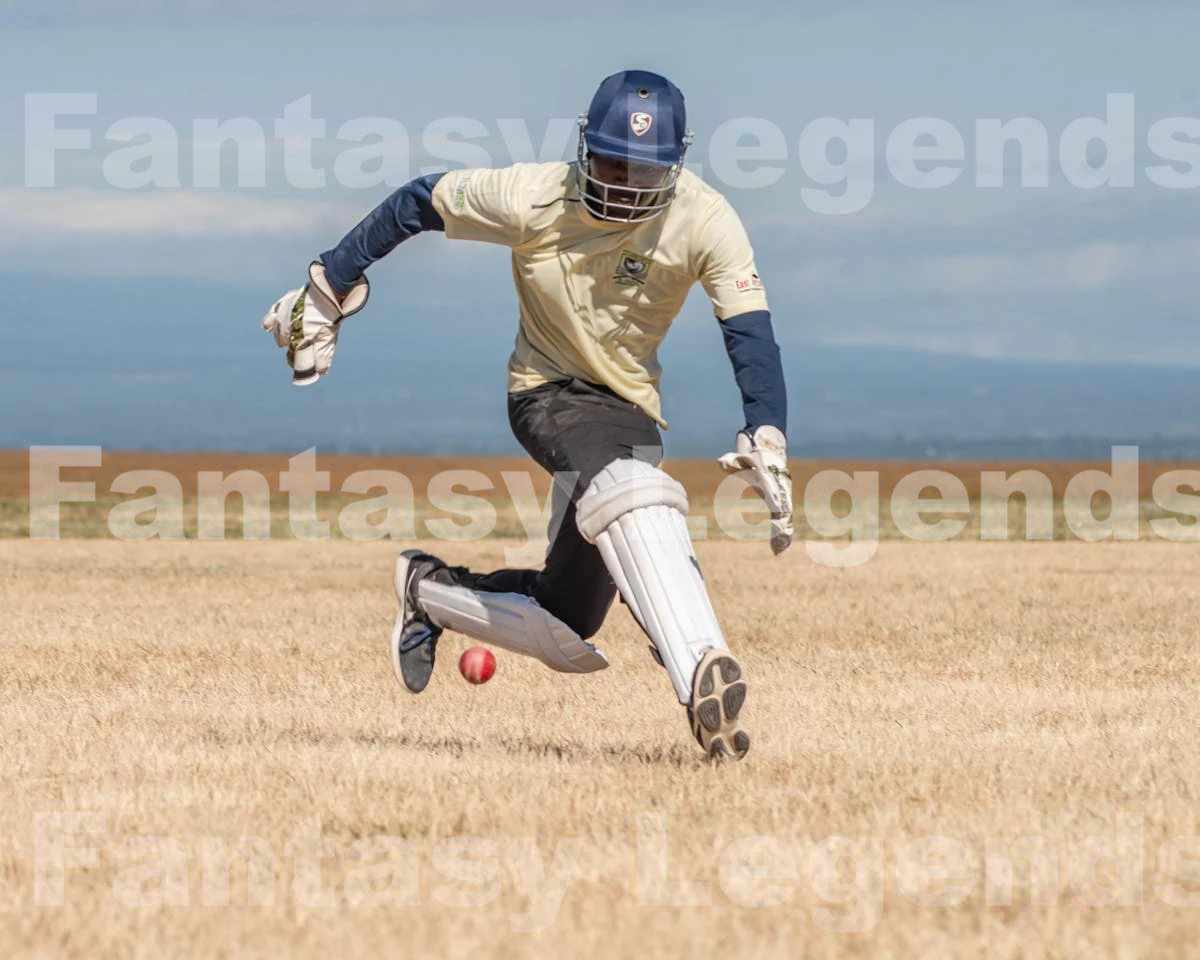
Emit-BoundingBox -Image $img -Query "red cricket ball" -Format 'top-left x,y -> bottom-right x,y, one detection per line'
459,646 -> 496,685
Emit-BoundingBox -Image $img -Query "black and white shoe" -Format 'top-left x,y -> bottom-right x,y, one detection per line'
687,648 -> 750,759
389,550 -> 446,694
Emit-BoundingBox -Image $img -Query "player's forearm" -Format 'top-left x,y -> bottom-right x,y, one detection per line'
719,310 -> 788,435
319,173 -> 447,296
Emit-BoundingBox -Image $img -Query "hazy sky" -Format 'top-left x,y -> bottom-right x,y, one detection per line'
3,1 -> 1199,452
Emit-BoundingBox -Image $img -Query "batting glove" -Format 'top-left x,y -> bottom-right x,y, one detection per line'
262,262 -> 369,386
718,425 -> 794,555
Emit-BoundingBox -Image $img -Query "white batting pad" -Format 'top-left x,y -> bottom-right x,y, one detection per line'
416,580 -> 609,674
575,459 -> 728,703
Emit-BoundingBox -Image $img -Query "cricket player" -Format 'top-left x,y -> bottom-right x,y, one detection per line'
262,70 -> 792,759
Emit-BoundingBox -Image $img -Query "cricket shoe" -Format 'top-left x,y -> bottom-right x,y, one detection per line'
390,550 -> 446,694
687,648 -> 750,760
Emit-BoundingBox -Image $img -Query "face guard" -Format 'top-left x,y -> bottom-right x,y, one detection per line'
576,115 -> 693,224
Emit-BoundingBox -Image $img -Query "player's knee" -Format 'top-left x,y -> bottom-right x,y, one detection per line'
543,594 -> 609,640
571,606 -> 608,641
576,458 -> 689,544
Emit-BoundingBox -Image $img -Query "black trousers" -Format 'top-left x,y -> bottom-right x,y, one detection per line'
441,379 -> 662,639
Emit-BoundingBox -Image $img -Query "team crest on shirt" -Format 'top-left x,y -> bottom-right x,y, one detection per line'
613,250 -> 652,286
630,112 -> 653,137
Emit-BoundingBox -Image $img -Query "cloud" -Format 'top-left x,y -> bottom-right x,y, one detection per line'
0,188 -> 358,238
1,0 -> 768,27
0,186 -> 500,287
1,0 -> 447,27
775,235 -> 1200,302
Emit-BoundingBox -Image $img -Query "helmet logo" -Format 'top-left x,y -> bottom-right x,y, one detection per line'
630,112 -> 653,137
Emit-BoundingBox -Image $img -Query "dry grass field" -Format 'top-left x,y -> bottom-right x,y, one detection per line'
3,536 -> 1200,958
5,449 -> 1200,542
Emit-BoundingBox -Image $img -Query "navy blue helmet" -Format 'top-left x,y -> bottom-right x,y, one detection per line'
577,70 -> 693,222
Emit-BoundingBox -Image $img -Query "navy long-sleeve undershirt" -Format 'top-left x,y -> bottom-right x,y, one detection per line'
320,173 -> 446,295
719,310 -> 788,436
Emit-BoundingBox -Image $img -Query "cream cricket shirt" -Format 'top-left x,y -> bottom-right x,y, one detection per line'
430,162 -> 769,428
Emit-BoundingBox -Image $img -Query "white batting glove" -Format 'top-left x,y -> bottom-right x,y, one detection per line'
718,425 -> 794,555
261,262 -> 369,386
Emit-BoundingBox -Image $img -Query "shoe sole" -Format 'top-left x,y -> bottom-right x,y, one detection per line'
389,552 -> 415,687
689,649 -> 750,760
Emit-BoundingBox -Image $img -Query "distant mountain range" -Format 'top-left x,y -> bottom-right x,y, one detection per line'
6,273 -> 1199,460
